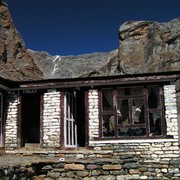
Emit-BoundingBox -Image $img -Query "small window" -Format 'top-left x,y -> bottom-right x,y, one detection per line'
100,85 -> 166,139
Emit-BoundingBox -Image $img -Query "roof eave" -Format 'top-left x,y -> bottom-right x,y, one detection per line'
9,72 -> 180,91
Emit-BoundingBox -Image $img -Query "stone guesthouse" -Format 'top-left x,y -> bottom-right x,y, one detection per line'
0,1 -> 180,179
0,71 -> 180,179
1,72 -> 179,151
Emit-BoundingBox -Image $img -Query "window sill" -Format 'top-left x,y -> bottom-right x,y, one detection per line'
90,138 -> 178,144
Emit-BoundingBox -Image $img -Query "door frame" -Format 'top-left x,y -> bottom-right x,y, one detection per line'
63,92 -> 77,148
18,90 -> 43,148
60,90 -> 88,148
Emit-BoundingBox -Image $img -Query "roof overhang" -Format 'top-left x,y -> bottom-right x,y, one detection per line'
0,77 -> 13,90
9,71 -> 180,91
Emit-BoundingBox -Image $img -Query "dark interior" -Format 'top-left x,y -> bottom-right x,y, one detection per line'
21,92 -> 40,146
76,90 -> 86,147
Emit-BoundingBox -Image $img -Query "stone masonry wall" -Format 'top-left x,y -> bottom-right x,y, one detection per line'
88,90 -> 99,141
43,90 -> 61,147
0,147 -> 180,179
164,85 -> 179,139
88,85 -> 179,142
5,92 -> 19,149
175,79 -> 180,142
87,85 -> 180,179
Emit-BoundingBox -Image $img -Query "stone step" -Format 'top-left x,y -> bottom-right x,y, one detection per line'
23,143 -> 41,151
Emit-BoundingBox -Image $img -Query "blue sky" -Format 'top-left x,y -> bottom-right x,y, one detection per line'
5,0 -> 180,56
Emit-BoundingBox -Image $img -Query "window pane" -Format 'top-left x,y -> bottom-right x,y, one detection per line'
117,88 -> 125,96
102,89 -> 113,110
103,115 -> 115,137
129,87 -> 143,96
70,96 -> 73,119
132,99 -> 145,124
66,95 -> 69,118
117,99 -> 129,125
148,86 -> 160,108
149,112 -> 162,136
118,128 -> 146,137
117,87 -> 143,97
0,95 -> 1,119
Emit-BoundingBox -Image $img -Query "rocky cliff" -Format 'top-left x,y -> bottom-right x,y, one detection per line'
0,1 -> 179,81
119,19 -> 180,74
0,1 -> 43,81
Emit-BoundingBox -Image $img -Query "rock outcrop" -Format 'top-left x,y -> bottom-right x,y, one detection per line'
0,1 -> 43,81
119,19 -> 180,74
0,1 -> 179,81
28,49 -> 119,79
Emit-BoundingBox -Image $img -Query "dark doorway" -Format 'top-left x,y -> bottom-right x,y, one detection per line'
76,90 -> 86,147
21,92 -> 41,147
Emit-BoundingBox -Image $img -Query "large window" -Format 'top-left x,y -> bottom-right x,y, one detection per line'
100,85 -> 166,139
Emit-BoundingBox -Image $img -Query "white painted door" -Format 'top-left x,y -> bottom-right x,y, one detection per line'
0,93 -> 3,146
64,92 -> 77,147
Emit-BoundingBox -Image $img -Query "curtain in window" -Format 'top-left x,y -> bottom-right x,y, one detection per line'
103,90 -> 113,108
129,88 -> 144,123
117,88 -> 125,109
103,115 -> 115,136
152,86 -> 160,108
130,87 -> 143,109
148,86 -> 160,109
117,88 -> 127,124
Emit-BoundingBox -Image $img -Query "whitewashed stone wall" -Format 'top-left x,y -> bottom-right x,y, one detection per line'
88,90 -> 99,141
43,90 -> 61,147
5,92 -> 19,149
175,79 -> 180,143
164,85 -> 178,139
